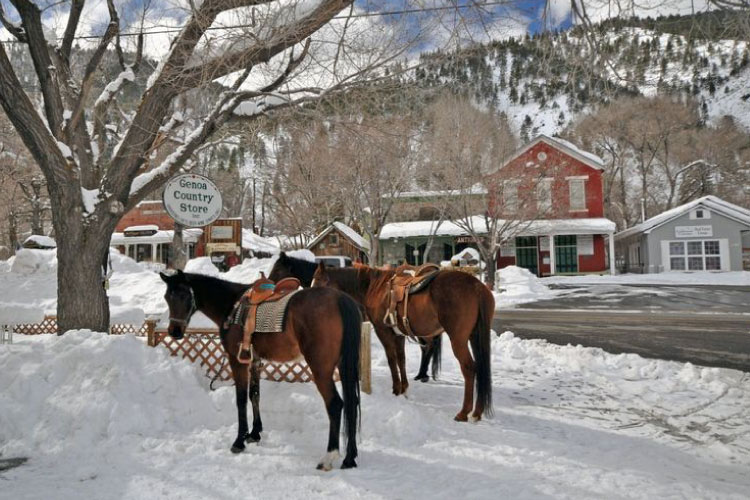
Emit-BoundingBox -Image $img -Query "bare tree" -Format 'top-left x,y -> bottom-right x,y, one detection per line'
0,0 -> 415,332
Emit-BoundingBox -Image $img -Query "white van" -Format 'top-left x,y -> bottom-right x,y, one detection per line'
314,255 -> 353,268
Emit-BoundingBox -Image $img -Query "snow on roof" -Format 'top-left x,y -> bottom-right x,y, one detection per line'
110,228 -> 202,245
307,222 -> 370,251
615,196 -> 750,240
496,135 -> 605,174
391,184 -> 488,199
124,225 -> 160,232
241,229 -> 280,254
379,217 -> 615,239
332,222 -> 370,250
23,235 -> 56,248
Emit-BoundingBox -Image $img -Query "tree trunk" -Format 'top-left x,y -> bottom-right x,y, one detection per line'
8,211 -> 19,255
56,227 -> 111,334
484,251 -> 497,291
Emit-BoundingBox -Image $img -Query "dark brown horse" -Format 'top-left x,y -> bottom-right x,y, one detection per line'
270,254 -> 494,422
160,270 -> 361,470
270,254 -> 442,384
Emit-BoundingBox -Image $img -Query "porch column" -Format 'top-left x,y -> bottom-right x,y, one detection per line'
608,233 -> 616,275
151,243 -> 157,262
548,234 -> 556,275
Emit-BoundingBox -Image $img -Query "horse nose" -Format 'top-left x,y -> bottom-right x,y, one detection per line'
169,323 -> 184,339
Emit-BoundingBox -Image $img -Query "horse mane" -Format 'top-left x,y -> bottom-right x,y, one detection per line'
323,265 -> 393,298
183,272 -> 251,316
277,254 -> 318,286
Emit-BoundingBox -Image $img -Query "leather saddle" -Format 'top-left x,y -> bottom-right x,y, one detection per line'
231,273 -> 301,364
384,264 -> 441,337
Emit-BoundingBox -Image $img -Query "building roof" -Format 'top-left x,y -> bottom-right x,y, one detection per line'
615,196 -> 750,240
379,217 -> 616,239
306,222 -> 370,252
390,184 -> 488,199
494,135 -> 605,174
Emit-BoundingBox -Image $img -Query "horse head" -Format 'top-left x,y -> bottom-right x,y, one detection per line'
311,261 -> 330,288
160,269 -> 196,339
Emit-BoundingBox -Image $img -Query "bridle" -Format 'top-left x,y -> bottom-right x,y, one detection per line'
169,286 -> 197,326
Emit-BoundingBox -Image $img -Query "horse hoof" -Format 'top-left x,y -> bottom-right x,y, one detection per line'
230,445 -> 245,454
469,413 -> 481,423
316,450 -> 339,471
454,413 -> 468,422
245,432 -> 261,443
414,374 -> 429,382
341,458 -> 357,469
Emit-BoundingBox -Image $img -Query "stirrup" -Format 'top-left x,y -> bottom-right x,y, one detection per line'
237,344 -> 253,364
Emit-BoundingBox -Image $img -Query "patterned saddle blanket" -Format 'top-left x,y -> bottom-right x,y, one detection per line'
254,290 -> 299,333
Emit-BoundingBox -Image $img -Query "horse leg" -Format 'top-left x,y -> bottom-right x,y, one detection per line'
414,338 -> 432,382
247,358 -> 263,443
373,324 -> 404,395
395,335 -> 409,395
449,336 -> 476,422
228,357 -> 251,452
312,375 -> 343,471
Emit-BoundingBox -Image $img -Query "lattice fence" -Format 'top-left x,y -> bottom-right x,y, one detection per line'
5,316 -> 152,336
149,328 -> 319,383
5,316 -> 372,393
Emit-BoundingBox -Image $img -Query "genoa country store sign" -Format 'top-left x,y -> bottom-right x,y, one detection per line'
162,174 -> 222,227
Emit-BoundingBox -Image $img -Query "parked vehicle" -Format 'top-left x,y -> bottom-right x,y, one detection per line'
314,255 -> 353,268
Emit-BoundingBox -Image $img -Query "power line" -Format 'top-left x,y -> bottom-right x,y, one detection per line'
0,1 -> 524,45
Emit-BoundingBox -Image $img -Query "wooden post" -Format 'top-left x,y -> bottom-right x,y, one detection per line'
359,321 -> 372,394
146,319 -> 157,347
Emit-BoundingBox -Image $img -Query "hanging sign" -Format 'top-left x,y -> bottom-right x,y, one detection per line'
163,174 -> 223,227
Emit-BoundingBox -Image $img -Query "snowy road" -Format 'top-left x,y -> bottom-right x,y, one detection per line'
2,332 -> 749,499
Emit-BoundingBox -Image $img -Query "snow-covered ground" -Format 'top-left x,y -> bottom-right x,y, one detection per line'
1,331 -> 748,499
545,271 -> 750,287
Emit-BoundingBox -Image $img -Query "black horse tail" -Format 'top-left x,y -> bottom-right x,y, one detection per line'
470,287 -> 494,417
337,293 -> 361,463
430,335 -> 442,380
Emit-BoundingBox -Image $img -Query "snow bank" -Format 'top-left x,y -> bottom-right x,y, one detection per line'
494,265 -> 558,307
0,331 -> 226,458
24,234 -> 56,248
285,248 -> 316,262
184,256 -> 221,277
10,248 -> 58,274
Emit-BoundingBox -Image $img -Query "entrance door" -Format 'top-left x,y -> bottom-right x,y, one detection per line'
515,236 -> 539,276
554,235 -> 578,273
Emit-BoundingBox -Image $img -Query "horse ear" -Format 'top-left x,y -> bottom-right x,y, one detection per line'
159,271 -> 170,283
316,261 -> 326,274
278,252 -> 287,261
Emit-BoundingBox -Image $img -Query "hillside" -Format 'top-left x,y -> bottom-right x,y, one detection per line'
415,14 -> 750,137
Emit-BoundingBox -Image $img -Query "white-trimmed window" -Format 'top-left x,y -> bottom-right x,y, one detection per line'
537,178 -> 553,213
568,178 -> 586,211
667,239 -> 723,271
503,180 -> 519,212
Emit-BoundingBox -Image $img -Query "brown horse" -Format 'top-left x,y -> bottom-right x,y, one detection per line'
270,254 -> 494,421
270,254 -> 442,384
160,270 -> 361,470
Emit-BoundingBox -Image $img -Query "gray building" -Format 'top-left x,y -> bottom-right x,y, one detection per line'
615,196 -> 750,273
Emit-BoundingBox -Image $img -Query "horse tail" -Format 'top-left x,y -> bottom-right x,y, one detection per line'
470,287 -> 494,417
430,335 -> 442,380
337,293 -> 361,462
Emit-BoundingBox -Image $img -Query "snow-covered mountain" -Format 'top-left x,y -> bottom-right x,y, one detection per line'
415,15 -> 750,137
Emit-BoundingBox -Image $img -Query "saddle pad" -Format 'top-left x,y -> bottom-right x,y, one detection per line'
408,270 -> 439,295
254,289 -> 299,333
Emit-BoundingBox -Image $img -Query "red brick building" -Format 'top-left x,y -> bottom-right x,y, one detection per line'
486,135 -> 615,276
